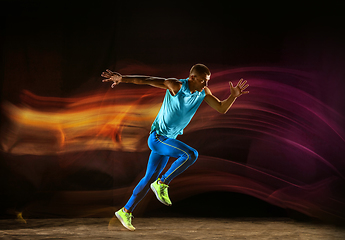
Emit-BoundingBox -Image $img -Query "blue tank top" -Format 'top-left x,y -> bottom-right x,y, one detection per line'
151,78 -> 206,139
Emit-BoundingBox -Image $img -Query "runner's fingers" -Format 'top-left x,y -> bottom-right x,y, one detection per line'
241,84 -> 249,91
101,71 -> 112,77
239,80 -> 247,88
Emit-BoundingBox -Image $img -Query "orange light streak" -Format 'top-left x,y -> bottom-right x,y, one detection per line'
1,89 -> 163,155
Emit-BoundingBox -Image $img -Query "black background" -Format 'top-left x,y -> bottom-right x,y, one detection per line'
2,1 -> 345,221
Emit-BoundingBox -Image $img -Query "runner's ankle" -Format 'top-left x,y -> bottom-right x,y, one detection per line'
158,180 -> 167,185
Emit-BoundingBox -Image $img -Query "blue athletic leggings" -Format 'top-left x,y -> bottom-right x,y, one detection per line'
124,130 -> 198,212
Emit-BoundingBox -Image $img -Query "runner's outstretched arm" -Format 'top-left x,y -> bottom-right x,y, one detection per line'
101,69 -> 181,95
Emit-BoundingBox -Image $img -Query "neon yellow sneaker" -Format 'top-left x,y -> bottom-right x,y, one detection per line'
115,208 -> 135,231
150,178 -> 172,206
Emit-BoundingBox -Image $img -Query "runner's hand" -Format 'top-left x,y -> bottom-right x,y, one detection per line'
229,78 -> 249,97
101,69 -> 123,88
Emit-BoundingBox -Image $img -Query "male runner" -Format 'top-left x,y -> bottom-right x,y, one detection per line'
101,64 -> 249,230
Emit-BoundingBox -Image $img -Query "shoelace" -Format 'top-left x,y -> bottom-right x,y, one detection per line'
125,212 -> 134,220
160,184 -> 168,196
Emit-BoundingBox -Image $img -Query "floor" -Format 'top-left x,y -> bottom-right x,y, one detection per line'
0,217 -> 344,240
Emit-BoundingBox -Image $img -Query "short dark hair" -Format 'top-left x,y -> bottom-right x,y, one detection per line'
190,64 -> 211,76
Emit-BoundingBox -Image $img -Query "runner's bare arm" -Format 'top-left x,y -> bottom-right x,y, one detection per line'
101,69 -> 181,95
204,79 -> 249,114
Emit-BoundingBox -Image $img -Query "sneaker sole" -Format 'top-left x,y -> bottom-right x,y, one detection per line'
150,183 -> 172,206
115,212 -> 135,231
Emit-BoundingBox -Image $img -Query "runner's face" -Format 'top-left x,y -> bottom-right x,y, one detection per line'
194,73 -> 210,91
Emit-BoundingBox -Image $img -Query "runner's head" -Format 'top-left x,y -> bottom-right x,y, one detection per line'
190,64 -> 211,77
189,64 -> 211,92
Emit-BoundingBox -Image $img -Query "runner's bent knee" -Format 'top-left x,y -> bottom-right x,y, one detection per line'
186,147 -> 198,165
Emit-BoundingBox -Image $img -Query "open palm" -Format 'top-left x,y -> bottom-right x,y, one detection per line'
230,78 -> 249,97
101,69 -> 123,88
